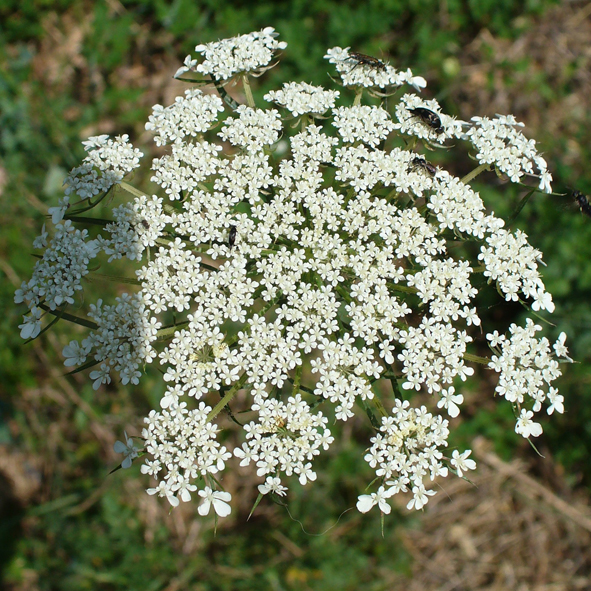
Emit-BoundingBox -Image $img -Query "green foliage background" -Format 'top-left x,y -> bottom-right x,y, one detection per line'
2,0 -> 591,589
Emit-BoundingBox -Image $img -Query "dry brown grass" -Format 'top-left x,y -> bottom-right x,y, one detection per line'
389,438 -> 591,590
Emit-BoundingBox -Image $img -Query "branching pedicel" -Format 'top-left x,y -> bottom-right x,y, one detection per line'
15,27 -> 571,518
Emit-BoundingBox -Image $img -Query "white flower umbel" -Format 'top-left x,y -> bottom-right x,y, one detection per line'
234,393 -> 333,493
218,105 -> 282,151
394,94 -> 465,144
359,400 -> 462,512
62,135 -> 143,208
15,220 -> 100,338
177,27 -> 287,81
265,82 -> 340,117
332,105 -> 396,148
16,28 -> 571,520
78,293 -> 161,389
464,114 -> 553,192
324,46 -> 427,90
99,194 -> 171,262
487,319 -> 570,437
145,89 -> 224,146
143,401 -> 231,507
479,228 -> 554,311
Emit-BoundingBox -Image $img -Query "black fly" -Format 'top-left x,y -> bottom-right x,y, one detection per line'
228,225 -> 237,248
409,107 -> 444,135
408,156 -> 437,177
573,190 -> 591,218
348,51 -> 387,73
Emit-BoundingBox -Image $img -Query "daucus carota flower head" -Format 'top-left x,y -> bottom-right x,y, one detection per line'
16,29 -> 572,519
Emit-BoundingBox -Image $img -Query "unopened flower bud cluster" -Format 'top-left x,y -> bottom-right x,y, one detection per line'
16,28 -> 571,519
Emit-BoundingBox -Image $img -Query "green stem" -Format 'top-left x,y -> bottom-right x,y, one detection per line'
39,303 -> 98,330
461,163 -> 491,185
463,352 -> 490,365
90,273 -> 141,285
63,216 -> 113,226
211,76 -> 241,111
372,395 -> 388,418
207,372 -> 249,421
386,283 -> 418,294
242,75 -> 256,108
292,363 -> 303,396
199,262 -> 219,272
358,398 -> 380,429
156,321 -> 190,339
506,188 -> 535,226
120,181 -> 148,199
65,190 -> 112,216
353,89 -> 363,106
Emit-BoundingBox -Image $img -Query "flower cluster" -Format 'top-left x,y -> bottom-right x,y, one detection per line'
465,114 -> 553,192
15,220 -> 100,339
47,134 -> 144,224
142,402 -> 231,509
16,29 -> 571,519
175,27 -> 287,81
63,293 -> 161,389
488,320 -> 566,438
235,393 -> 334,493
359,400 -> 450,513
145,89 -> 225,146
324,46 -> 427,90
264,82 -> 339,117
394,94 -> 465,143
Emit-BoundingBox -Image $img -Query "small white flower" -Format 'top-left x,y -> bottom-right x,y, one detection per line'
356,486 -> 394,514
258,476 -> 288,496
198,487 -> 232,517
90,363 -> 112,391
62,340 -> 90,367
515,409 -> 543,438
553,332 -> 572,362
437,386 -> 464,418
406,485 -> 436,511
450,449 -> 476,478
114,431 -> 139,469
531,289 -> 554,313
18,308 -> 42,340
547,388 -> 564,415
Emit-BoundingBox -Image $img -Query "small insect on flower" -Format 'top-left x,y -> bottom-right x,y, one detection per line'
573,190 -> 591,218
408,156 -> 437,177
409,107 -> 444,135
140,219 -> 150,229
348,52 -> 387,73
228,225 -> 237,248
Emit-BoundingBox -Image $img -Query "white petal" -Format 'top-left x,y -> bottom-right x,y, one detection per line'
212,499 -> 232,517
356,494 -> 376,513
198,500 -> 211,516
